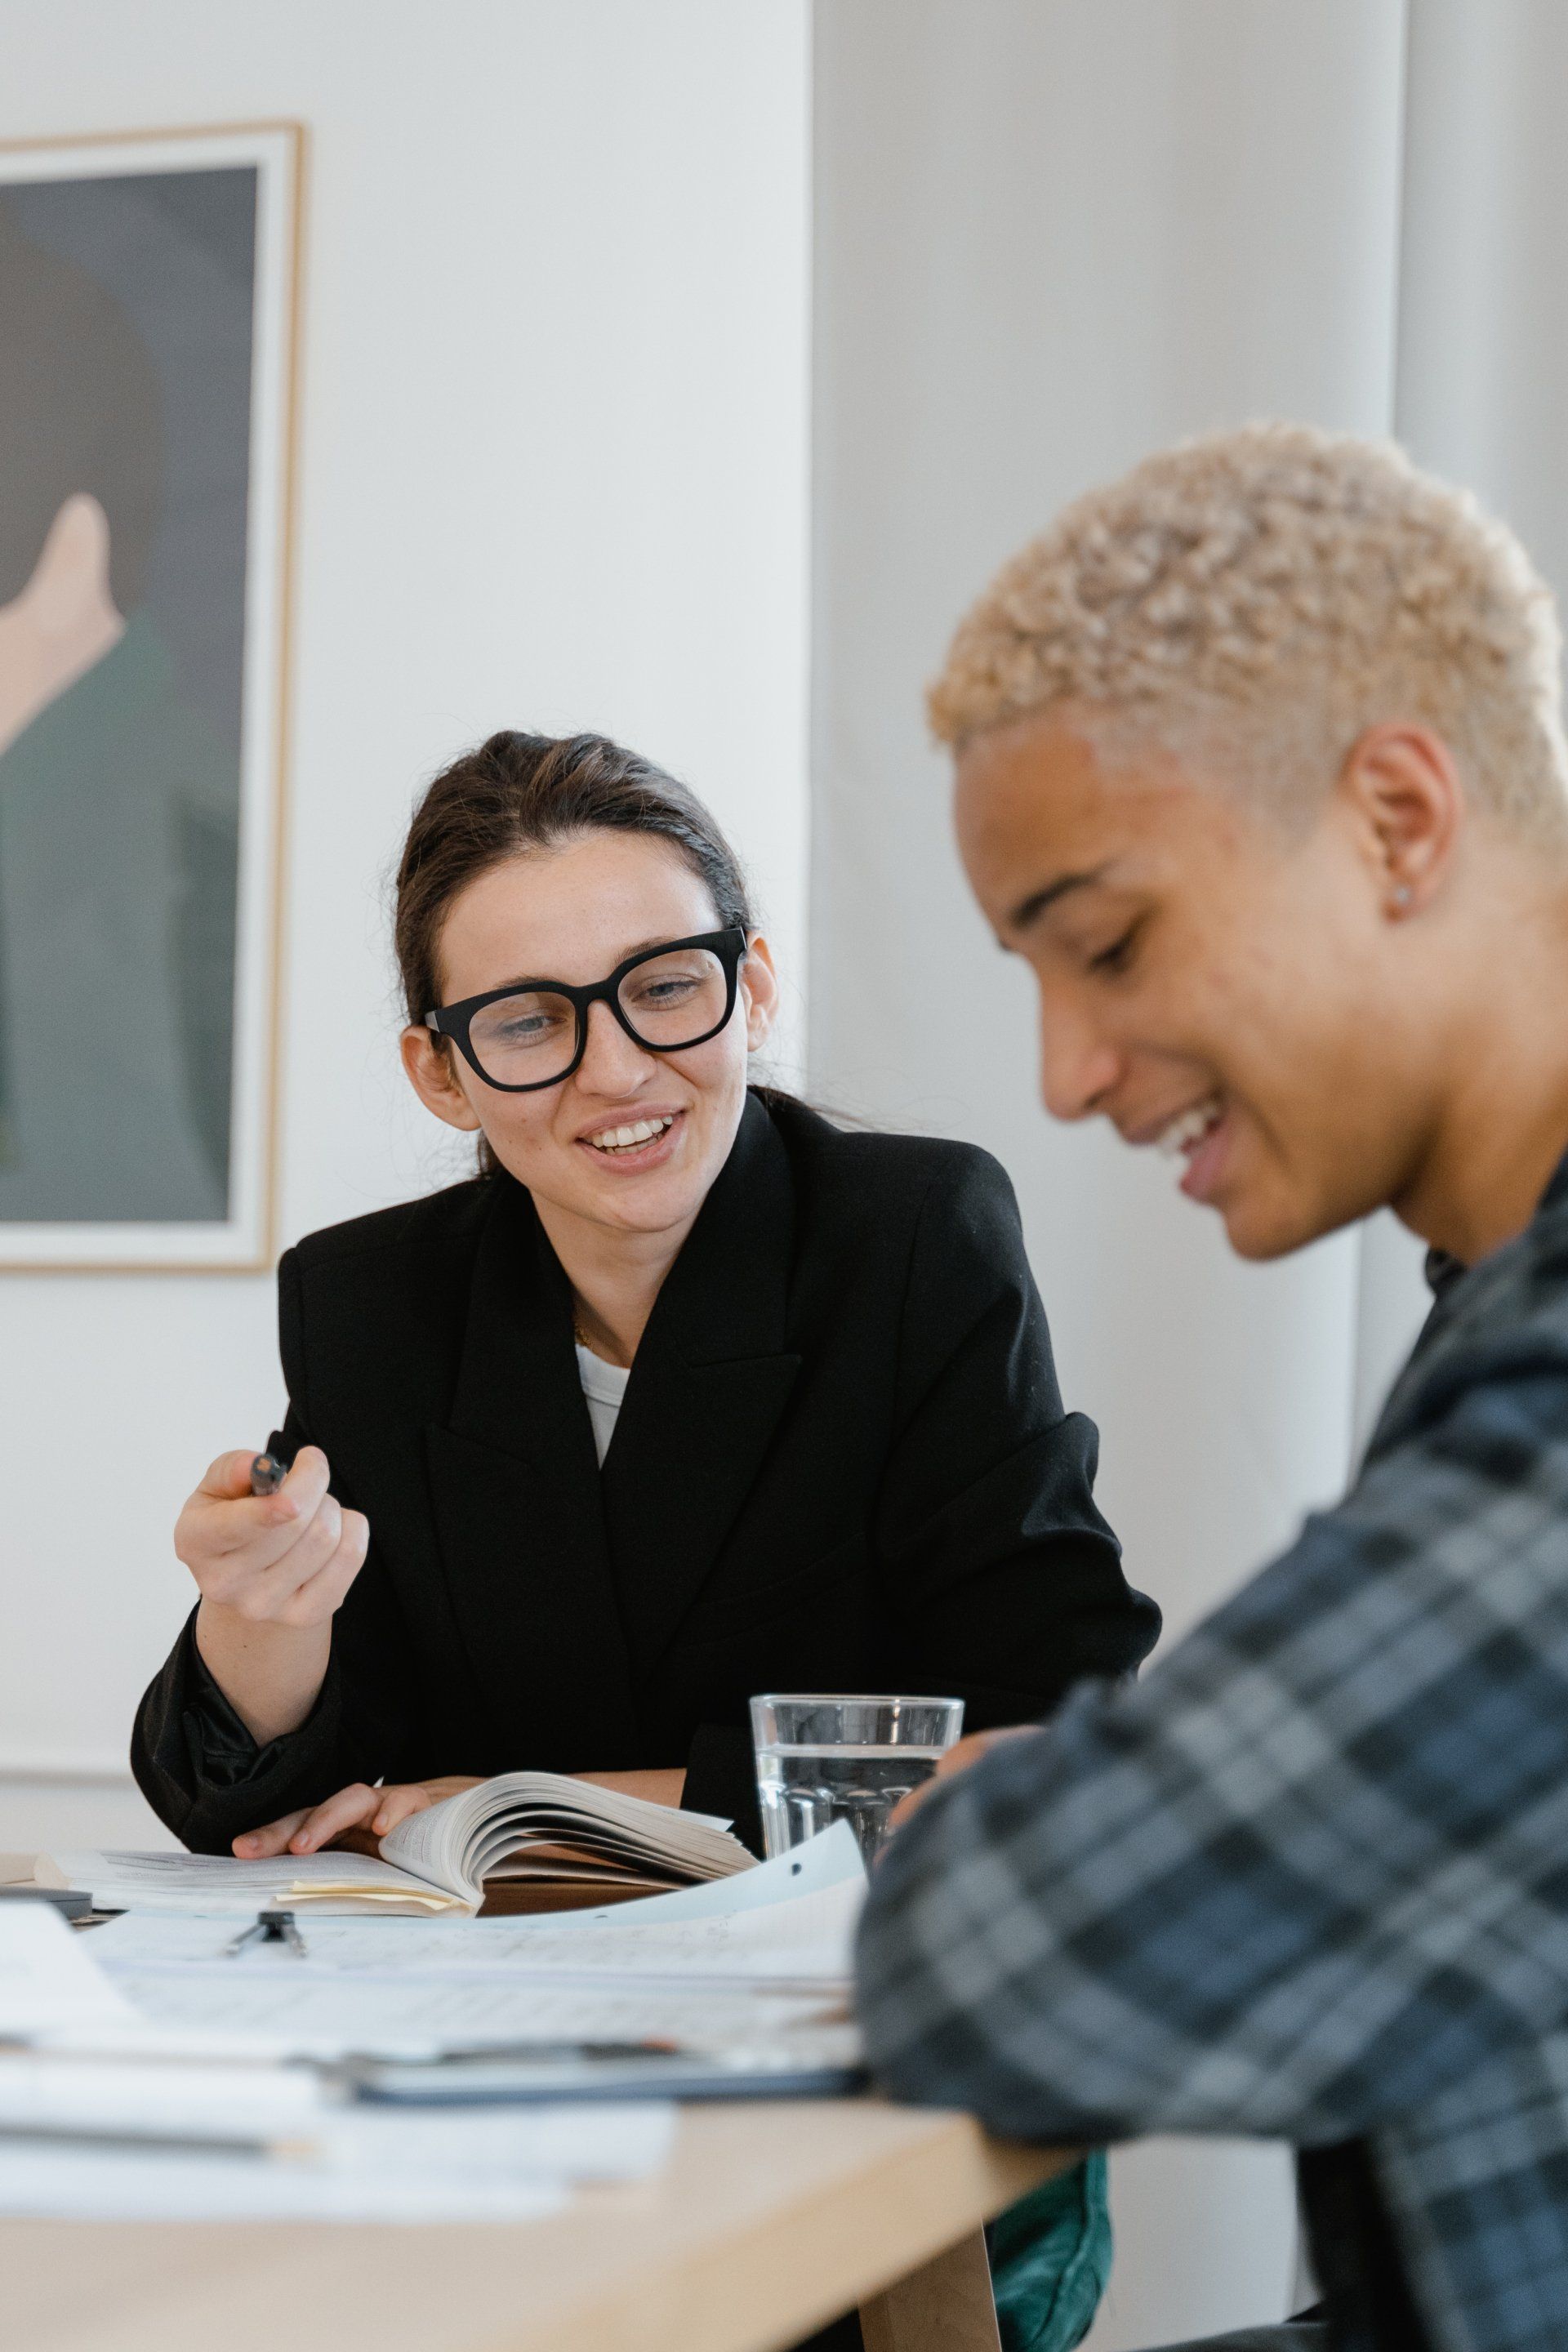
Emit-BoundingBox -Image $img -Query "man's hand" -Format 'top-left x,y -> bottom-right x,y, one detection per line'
884,1726 -> 1042,1839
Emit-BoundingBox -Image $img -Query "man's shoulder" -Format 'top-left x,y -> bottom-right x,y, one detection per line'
1373,1178 -> 1568,1454
1439,1177 -> 1568,1343
1513,1172 -> 1568,1307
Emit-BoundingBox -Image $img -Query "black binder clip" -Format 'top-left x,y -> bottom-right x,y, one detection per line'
223,1906 -> 309,1958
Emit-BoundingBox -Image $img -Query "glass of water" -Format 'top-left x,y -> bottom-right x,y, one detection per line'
749,1693 -> 965,1866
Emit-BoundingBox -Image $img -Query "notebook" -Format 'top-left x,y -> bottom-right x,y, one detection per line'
45,1772 -> 755,1918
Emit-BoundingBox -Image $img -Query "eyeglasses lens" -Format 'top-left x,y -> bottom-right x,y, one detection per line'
465,947 -> 731,1085
616,946 -> 729,1048
467,988 -> 578,1086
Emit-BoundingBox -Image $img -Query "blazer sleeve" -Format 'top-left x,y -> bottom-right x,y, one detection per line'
873,1152 -> 1159,1726
129,1250 -> 416,1853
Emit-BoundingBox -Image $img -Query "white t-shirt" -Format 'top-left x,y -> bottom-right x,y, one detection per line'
575,1341 -> 630,1466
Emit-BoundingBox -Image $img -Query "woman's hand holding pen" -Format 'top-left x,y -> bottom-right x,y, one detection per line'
177,1446 -> 370,1748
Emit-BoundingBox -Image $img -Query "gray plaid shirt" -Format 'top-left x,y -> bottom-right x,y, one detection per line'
857,1156 -> 1568,2352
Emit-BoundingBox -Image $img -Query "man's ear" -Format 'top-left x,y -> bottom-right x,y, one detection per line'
1338,723 -> 1463,917
399,1026 -> 483,1133
739,933 -> 780,1052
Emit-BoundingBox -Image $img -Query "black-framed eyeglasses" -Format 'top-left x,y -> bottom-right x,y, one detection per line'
425,924 -> 750,1093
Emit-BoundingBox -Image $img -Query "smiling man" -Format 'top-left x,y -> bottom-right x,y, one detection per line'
854,425 -> 1568,2352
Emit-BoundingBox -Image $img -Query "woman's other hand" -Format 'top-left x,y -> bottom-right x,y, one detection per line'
179,1446 -> 370,1744
234,1775 -> 483,1860
574,1767 -> 687,1808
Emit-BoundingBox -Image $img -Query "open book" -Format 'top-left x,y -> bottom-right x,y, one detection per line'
46,1773 -> 756,1918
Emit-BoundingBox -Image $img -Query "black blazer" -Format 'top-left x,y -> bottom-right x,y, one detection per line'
134,1092 -> 1159,1851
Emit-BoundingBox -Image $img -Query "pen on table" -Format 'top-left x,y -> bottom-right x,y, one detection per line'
335,2041 -> 685,2079
0,2123 -> 311,2162
425,2039 -> 684,2063
249,1450 -> 287,1496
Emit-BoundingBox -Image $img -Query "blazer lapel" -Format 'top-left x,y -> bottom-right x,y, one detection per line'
425,1177 -> 638,1767
599,1093 -> 802,1671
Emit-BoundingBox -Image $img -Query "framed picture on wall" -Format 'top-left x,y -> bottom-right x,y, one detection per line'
0,122 -> 301,1270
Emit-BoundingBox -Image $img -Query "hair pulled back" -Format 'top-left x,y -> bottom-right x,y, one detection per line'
394,730 -> 755,1033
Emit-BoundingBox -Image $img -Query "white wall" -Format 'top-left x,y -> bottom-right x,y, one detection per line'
810,2 -> 1410,2342
0,0 -> 810,1849
1347,0 -> 1568,1450
7,4 -> 1564,2341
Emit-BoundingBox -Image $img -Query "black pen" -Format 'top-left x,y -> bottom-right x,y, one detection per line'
250,1451 -> 287,1497
0,2123 -> 308,2162
347,2039 -> 684,2069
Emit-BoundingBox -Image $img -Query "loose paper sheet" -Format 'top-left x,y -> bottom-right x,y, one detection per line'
0,2146 -> 570,2222
93,1963 -> 855,2060
0,2051 -> 322,2137
0,2056 -> 671,2219
513,1818 -> 863,1927
0,1901 -> 136,2038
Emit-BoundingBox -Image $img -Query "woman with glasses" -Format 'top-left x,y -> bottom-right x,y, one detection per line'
133,727 -> 1157,1869
132,728 -> 1156,2352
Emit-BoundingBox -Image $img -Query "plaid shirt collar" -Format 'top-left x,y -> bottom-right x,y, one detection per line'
1424,1146 -> 1568,1302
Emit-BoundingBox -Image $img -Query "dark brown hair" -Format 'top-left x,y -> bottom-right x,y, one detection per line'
395,727 -> 755,1076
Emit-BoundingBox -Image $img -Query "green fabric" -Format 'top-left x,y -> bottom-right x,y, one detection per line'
987,2154 -> 1111,2352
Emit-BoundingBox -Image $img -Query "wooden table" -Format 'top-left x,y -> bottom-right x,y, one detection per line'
1,2099 -> 1071,2352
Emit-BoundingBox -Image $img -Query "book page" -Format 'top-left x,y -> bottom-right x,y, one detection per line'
379,1788 -> 484,1901
48,1849 -> 459,1917
379,1772 -> 751,1903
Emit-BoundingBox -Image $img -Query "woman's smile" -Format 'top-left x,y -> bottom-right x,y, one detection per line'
577,1106 -> 686,1171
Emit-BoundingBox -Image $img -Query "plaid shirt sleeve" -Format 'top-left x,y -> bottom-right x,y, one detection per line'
855,1307 -> 1568,2149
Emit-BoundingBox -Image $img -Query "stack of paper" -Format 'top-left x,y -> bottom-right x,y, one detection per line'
0,1826 -> 868,2217
82,1825 -> 867,2063
0,1900 -> 672,2221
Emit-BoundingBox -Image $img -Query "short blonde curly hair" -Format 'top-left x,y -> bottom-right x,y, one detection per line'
929,422 -> 1568,838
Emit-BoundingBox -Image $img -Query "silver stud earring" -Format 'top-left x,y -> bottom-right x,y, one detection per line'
1391,882 -> 1412,912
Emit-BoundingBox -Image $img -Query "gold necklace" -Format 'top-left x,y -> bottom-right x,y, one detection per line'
573,1311 -> 630,1369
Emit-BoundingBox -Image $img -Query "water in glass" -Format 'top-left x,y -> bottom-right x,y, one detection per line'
755,1740 -> 949,1864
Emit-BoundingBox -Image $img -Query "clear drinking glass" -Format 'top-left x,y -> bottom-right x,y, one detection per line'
749,1693 -> 965,1866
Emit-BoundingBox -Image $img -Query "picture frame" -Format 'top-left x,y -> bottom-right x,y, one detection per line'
0,121 -> 303,1271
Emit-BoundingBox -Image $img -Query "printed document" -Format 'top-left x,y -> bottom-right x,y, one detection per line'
87,1829 -> 866,2060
